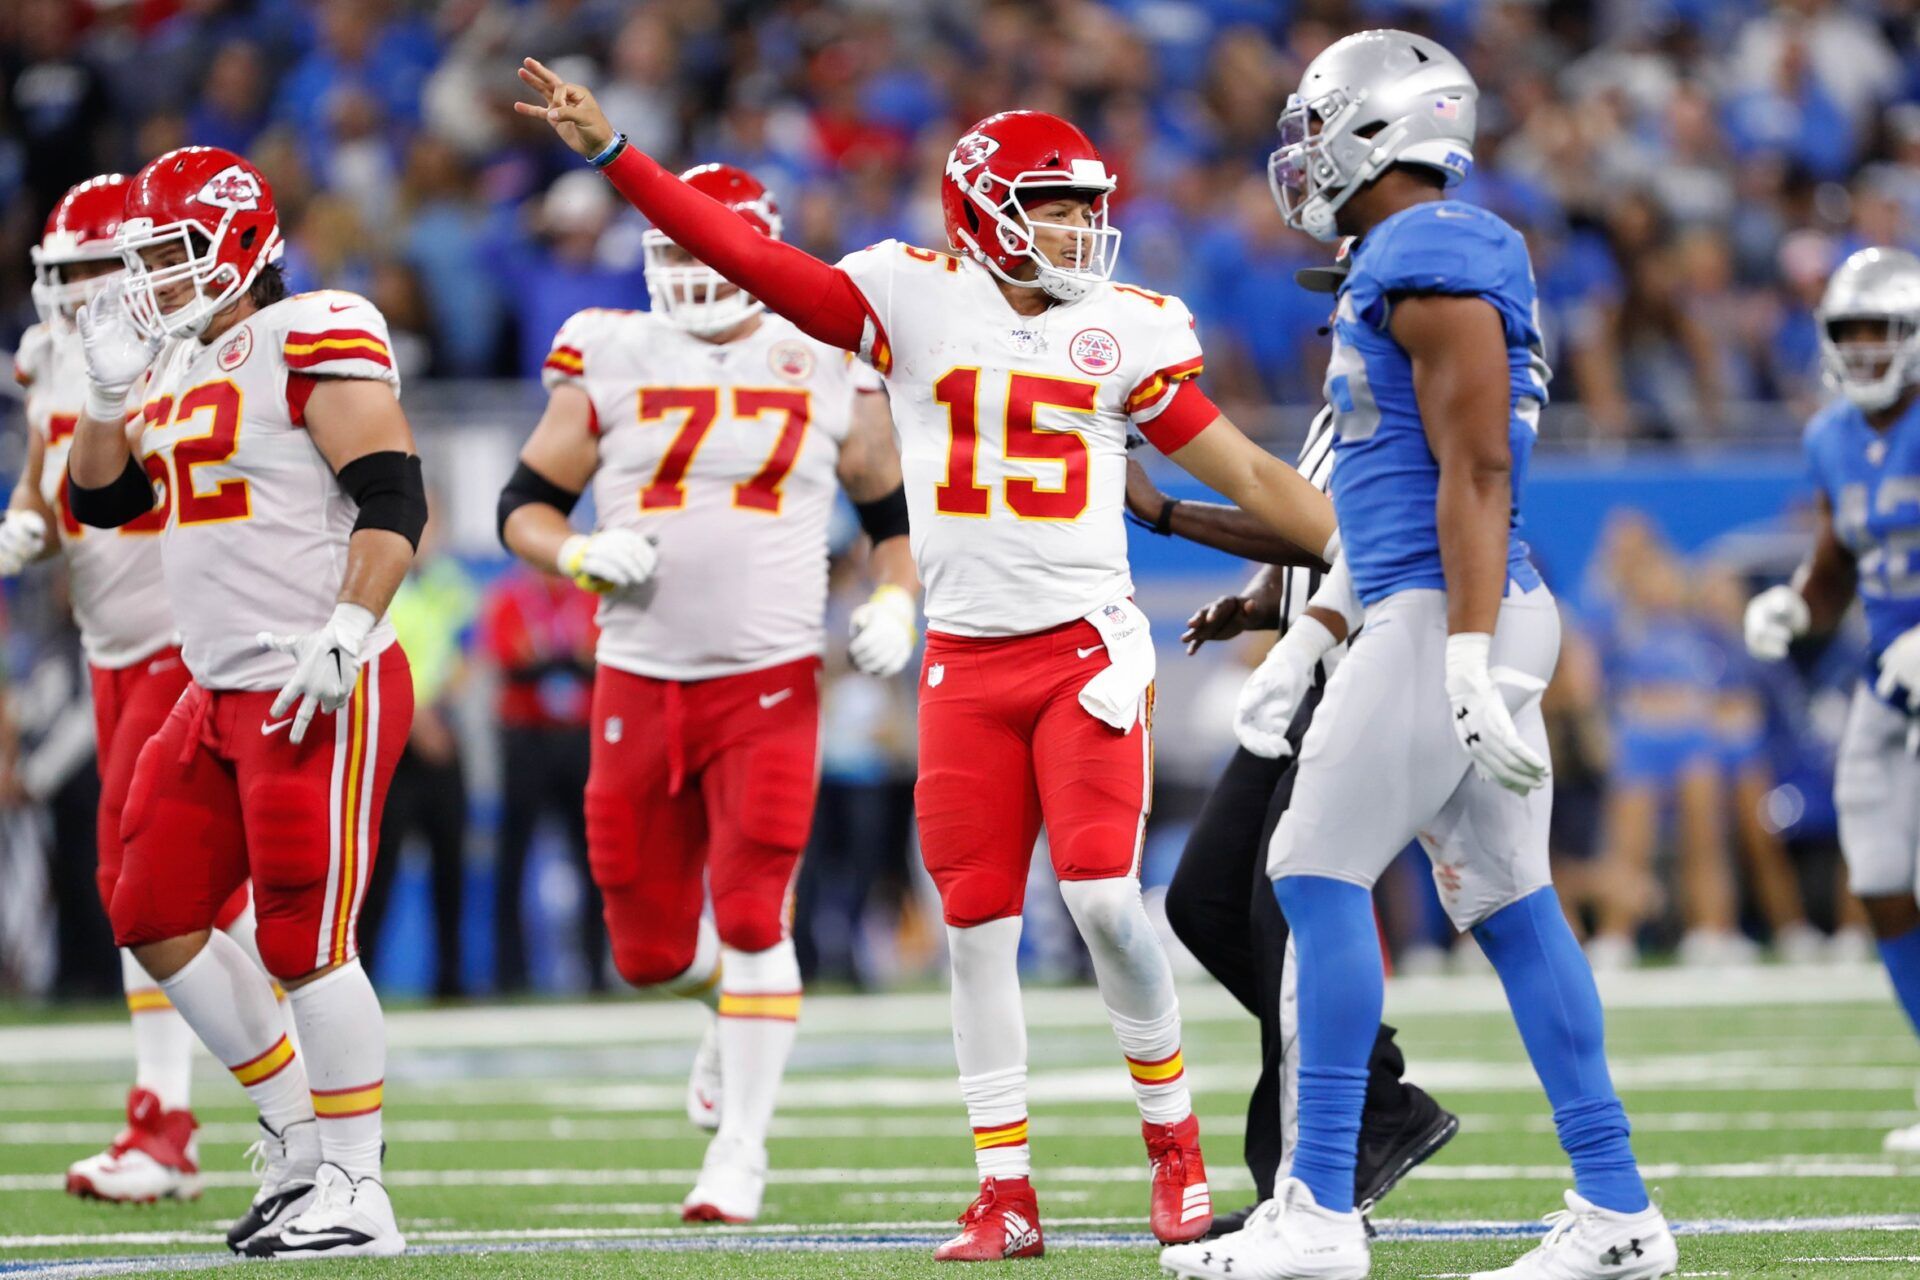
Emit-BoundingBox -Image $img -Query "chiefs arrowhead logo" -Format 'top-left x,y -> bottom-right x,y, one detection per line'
946,132 -> 1001,185
194,165 -> 263,212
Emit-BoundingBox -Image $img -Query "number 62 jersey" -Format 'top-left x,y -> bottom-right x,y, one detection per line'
131,290 -> 401,691
834,240 -> 1215,637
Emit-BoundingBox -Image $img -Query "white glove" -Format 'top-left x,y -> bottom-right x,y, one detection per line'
1744,584 -> 1810,660
1444,632 -> 1550,795
0,510 -> 47,576
74,282 -> 160,425
1234,615 -> 1338,759
257,603 -> 377,745
557,529 -> 657,595
1876,623 -> 1920,705
849,584 -> 918,677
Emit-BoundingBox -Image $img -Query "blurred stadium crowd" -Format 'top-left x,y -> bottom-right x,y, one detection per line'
0,0 -> 1909,996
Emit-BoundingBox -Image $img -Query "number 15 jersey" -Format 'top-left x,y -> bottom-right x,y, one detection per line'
835,242 -> 1215,638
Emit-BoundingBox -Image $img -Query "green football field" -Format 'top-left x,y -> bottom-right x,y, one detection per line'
5,964 -> 1920,1278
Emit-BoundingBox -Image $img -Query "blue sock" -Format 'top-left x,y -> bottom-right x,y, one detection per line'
1472,888 -> 1648,1214
1876,926 -> 1920,1038
1272,874 -> 1377,1214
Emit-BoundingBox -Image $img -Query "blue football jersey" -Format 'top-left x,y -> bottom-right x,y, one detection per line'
1803,395 -> 1920,701
1324,201 -> 1550,604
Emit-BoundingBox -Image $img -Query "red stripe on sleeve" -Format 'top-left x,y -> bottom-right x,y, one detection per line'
1137,380 -> 1219,454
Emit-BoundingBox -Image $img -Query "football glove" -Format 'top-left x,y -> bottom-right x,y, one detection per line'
1234,615 -> 1337,759
1744,585 -> 1810,661
0,510 -> 47,576
1876,623 -> 1920,706
74,283 -> 160,425
557,529 -> 657,595
257,604 -> 377,745
1445,632 -> 1550,795
848,584 -> 918,677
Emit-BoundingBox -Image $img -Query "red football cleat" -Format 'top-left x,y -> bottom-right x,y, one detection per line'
1145,1114 -> 1212,1243
66,1088 -> 202,1203
933,1176 -> 1045,1262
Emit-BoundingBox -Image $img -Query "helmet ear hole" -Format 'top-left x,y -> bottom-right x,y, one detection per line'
239,227 -> 257,250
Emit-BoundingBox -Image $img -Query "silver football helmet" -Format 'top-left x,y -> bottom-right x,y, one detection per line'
1817,246 -> 1920,412
1269,30 -> 1478,243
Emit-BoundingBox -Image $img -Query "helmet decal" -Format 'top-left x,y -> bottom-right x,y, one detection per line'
194,165 -> 264,212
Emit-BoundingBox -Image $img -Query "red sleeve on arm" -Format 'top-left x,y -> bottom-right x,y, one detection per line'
600,148 -> 873,353
1138,380 -> 1219,454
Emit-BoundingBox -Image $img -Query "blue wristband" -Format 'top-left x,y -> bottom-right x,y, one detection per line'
587,132 -> 628,169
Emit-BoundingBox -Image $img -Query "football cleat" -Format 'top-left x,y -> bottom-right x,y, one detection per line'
686,1020 -> 722,1131
1884,1119 -> 1920,1153
1356,1083 -> 1459,1211
1470,1191 -> 1677,1280
226,1117 -> 320,1252
680,1135 -> 767,1223
244,1162 -> 405,1259
1160,1179 -> 1369,1280
66,1088 -> 202,1203
934,1176 -> 1045,1262
1145,1114 -> 1212,1243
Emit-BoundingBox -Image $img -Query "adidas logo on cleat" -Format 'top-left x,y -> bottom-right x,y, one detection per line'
1003,1210 -> 1040,1257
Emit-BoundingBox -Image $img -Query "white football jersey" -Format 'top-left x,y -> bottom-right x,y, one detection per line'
542,308 -> 880,681
132,290 -> 400,690
836,241 -> 1208,637
14,321 -> 176,669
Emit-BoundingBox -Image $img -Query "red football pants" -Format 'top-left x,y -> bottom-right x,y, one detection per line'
110,645 -> 413,980
585,656 -> 821,987
89,647 -> 241,928
916,619 -> 1154,927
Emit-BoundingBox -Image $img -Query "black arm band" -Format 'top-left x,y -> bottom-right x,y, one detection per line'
339,451 -> 428,549
853,484 -> 910,543
69,457 -> 158,529
1152,497 -> 1180,536
497,460 -> 583,550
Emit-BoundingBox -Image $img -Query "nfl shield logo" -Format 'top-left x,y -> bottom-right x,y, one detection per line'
927,663 -> 945,688
604,716 -> 623,744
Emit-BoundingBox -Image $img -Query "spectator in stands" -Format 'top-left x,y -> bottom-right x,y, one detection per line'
479,565 -> 601,993
495,170 -> 648,377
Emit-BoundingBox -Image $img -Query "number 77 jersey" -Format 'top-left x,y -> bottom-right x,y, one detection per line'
835,240 -> 1214,637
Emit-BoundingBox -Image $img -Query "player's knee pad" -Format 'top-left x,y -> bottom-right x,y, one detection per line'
246,779 -> 331,899
609,928 -> 700,990
711,893 -> 786,954
710,839 -> 798,954
936,869 -> 1027,930
253,916 -> 322,982
583,785 -> 640,891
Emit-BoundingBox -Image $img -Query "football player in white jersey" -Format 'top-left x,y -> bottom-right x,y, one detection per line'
517,62 -> 1339,1258
65,146 -> 424,1259
498,161 -> 917,1224
7,173 -> 282,1206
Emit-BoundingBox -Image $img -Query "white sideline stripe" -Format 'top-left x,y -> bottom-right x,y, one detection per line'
0,964 -> 1896,1063
9,1157 -> 1920,1196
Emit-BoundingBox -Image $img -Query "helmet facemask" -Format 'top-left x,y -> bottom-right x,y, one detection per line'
117,207 -> 279,341
1820,313 -> 1920,412
30,248 -> 124,329
953,164 -> 1121,303
643,233 -> 765,337
1269,90 -> 1380,243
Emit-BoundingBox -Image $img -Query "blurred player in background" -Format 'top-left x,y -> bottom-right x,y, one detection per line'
498,161 -> 918,1225
6,173 -> 280,1206
65,146 -> 424,1259
1745,245 -> 1920,1151
516,60 -> 1340,1257
1185,31 -> 1674,1279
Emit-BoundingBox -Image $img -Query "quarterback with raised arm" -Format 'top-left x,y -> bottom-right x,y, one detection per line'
65,146 -> 424,1259
7,173 -> 281,1207
498,161 -> 918,1225
516,58 -> 1339,1258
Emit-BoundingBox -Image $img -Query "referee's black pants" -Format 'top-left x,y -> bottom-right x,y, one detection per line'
1165,684 -> 1411,1200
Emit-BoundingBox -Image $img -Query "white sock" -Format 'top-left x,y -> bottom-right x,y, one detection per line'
223,902 -> 301,1057
714,939 -> 800,1149
665,916 -> 723,1011
1058,877 -> 1192,1124
286,959 -> 386,1179
948,918 -> 1030,1179
122,949 -> 195,1112
157,932 -> 311,1131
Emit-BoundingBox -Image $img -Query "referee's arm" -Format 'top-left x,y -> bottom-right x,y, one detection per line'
1124,458 -> 1329,569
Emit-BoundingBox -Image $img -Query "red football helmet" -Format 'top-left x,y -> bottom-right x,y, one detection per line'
941,111 -> 1121,302
31,174 -> 131,325
644,163 -> 783,337
118,146 -> 283,339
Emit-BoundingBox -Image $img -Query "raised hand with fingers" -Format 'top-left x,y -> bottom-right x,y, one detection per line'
75,282 -> 160,424
514,58 -> 616,160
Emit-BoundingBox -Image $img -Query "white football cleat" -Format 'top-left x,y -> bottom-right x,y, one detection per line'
681,1135 -> 767,1224
226,1117 -> 320,1252
1159,1179 -> 1368,1280
1883,1120 -> 1920,1152
67,1088 -> 202,1203
1471,1191 -> 1676,1279
687,1020 -> 722,1131
244,1162 -> 405,1258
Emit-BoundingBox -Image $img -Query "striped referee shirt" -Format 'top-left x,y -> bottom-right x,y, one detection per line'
1277,405 -> 1337,633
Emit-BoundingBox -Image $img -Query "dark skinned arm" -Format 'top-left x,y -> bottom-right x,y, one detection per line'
1797,490 -> 1858,636
1125,458 -> 1327,568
